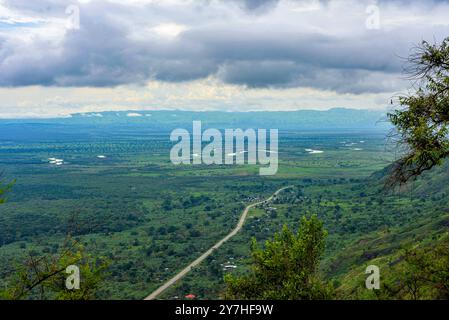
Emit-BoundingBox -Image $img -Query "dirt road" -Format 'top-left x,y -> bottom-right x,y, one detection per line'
144,185 -> 292,300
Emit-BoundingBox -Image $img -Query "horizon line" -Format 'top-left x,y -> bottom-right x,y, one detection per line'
0,107 -> 389,120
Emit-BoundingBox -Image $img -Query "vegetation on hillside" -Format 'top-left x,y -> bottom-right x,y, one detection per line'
381,238 -> 449,299
335,231 -> 449,300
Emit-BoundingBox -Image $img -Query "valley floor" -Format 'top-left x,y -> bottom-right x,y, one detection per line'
1,129 -> 447,299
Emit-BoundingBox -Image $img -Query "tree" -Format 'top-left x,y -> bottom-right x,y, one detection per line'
0,237 -> 109,300
224,215 -> 333,299
388,38 -> 449,186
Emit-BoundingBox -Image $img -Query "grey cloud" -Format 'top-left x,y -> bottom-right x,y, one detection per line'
218,60 -> 298,87
0,0 -> 448,94
218,60 -> 405,93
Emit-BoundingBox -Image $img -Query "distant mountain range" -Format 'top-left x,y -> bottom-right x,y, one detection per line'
0,108 -> 391,131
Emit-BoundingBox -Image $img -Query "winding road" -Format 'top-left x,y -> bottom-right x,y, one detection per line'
144,185 -> 293,300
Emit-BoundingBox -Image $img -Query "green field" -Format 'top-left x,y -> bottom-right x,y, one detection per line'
0,125 -> 447,299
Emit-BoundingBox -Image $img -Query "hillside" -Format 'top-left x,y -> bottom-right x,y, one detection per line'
327,161 -> 449,299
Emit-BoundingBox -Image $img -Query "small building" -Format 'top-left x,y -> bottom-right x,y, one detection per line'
223,264 -> 237,270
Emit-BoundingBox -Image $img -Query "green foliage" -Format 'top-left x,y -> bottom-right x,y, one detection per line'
388,38 -> 449,185
224,215 -> 334,299
0,237 -> 109,300
381,239 -> 449,300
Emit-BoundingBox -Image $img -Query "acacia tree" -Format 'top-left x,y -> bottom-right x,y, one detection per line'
388,38 -> 449,186
224,215 -> 333,300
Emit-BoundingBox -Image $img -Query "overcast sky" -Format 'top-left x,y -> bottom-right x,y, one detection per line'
0,0 -> 448,118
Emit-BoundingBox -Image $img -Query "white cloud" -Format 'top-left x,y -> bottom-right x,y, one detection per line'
151,23 -> 188,38
126,112 -> 143,117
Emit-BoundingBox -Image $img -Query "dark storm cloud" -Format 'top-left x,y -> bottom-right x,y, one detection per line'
0,0 -> 448,93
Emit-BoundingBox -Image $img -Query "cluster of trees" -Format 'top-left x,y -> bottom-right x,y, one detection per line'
161,194 -> 213,211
